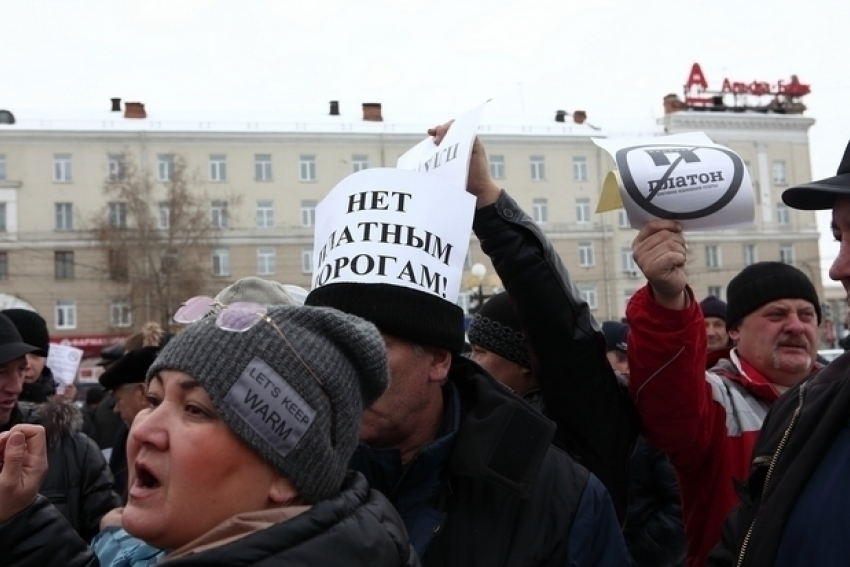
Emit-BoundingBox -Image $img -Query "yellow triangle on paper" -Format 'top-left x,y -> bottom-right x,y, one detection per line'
595,170 -> 625,213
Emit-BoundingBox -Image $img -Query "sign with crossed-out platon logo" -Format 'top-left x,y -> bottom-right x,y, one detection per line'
594,133 -> 755,230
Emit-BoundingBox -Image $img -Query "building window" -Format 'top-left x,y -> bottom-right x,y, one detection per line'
530,156 -> 545,181
209,154 -> 227,182
299,155 -> 316,182
352,155 -> 369,173
255,154 -> 272,181
489,155 -> 505,179
211,248 -> 231,277
109,202 -> 127,229
301,247 -> 313,274
157,154 -> 176,182
706,245 -> 721,268
0,203 -> 6,232
54,251 -> 74,280
301,200 -> 317,227
210,200 -> 228,229
579,284 -> 598,310
772,160 -> 787,185
0,154 -> 6,180
108,154 -> 125,181
776,203 -> 790,225
55,203 -> 73,231
618,209 -> 630,228
109,249 -> 128,281
256,200 -> 274,228
158,202 -> 171,230
0,252 -> 7,280
53,154 -> 72,182
779,243 -> 795,264
743,244 -> 757,266
576,198 -> 591,223
110,299 -> 132,328
257,247 -> 276,276
707,285 -> 723,300
621,248 -> 637,273
532,198 -> 548,224
55,300 -> 77,330
573,156 -> 588,181
578,242 -> 595,267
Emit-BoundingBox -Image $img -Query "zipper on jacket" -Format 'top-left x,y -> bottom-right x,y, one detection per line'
735,382 -> 807,567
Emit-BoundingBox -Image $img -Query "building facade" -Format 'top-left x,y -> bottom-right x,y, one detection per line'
0,101 -> 823,347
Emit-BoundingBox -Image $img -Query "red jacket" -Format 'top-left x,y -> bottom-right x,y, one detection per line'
627,287 -> 780,567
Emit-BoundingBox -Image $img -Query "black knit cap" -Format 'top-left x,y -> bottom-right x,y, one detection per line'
726,262 -> 821,329
700,296 -> 727,322
99,347 -> 160,391
2,309 -> 50,353
306,282 -> 465,353
467,291 -> 530,369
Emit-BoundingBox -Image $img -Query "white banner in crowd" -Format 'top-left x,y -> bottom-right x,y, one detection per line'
396,101 -> 489,188
47,343 -> 84,387
593,132 -> 755,230
311,168 -> 476,303
311,103 -> 487,303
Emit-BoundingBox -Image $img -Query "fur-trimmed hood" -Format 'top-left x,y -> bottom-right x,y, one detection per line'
21,398 -> 84,446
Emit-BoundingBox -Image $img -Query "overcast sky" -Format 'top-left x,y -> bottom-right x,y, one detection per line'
4,0 -> 849,282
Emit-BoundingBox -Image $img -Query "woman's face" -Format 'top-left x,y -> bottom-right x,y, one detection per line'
122,369 -> 294,551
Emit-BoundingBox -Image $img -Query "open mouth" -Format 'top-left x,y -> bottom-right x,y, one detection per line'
134,463 -> 161,491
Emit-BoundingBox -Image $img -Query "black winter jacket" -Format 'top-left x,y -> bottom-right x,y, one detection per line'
707,353 -> 850,567
12,399 -> 121,542
0,472 -> 419,567
473,191 -> 640,521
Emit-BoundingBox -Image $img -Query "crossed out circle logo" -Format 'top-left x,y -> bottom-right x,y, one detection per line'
615,144 -> 744,220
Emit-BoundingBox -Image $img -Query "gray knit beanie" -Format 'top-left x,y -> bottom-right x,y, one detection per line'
147,304 -> 388,503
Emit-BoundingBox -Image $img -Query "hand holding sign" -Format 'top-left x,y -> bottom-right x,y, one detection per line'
594,133 -> 755,230
631,220 -> 689,310
428,121 -> 501,209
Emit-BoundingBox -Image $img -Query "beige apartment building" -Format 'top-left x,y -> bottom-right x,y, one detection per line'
0,101 -> 823,351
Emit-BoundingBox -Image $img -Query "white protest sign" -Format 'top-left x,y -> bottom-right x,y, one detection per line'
47,343 -> 84,386
311,168 -> 476,303
593,132 -> 755,230
396,101 -> 489,189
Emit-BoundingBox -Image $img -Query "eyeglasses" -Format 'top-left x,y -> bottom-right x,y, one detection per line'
174,296 -> 338,445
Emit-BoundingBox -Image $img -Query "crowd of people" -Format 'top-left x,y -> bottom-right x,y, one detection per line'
1,127 -> 849,566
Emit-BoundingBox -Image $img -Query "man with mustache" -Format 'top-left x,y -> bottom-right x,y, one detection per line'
627,224 -> 822,567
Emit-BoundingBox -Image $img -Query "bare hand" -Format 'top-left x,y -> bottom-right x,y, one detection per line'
100,506 -> 125,530
428,121 -> 502,208
0,425 -> 48,523
632,220 -> 689,309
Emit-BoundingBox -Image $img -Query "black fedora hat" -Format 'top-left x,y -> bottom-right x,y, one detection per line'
783,140 -> 850,210
99,346 -> 159,391
0,313 -> 47,365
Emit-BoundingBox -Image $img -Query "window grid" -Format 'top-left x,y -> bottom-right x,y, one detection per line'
0,203 -> 6,232
55,203 -> 73,231
53,154 -> 72,182
158,202 -> 171,230
55,300 -> 77,330
772,160 -> 787,185
212,248 -> 231,276
257,247 -> 276,275
530,156 -> 545,181
780,244 -> 795,264
109,202 -> 127,229
256,200 -> 274,228
209,154 -> 227,182
776,203 -> 790,225
299,155 -> 316,182
0,252 -> 7,280
54,251 -> 74,280
576,198 -> 591,223
157,154 -> 175,182
706,245 -> 722,268
0,154 -> 6,180
579,285 -> 598,310
707,286 -> 723,300
621,248 -> 637,273
110,299 -> 132,328
210,200 -> 228,229
532,198 -> 548,224
301,247 -> 314,274
578,242 -> 594,267
301,200 -> 317,227
743,244 -> 757,266
255,154 -> 273,181
108,154 -> 125,181
351,155 -> 369,173
573,156 -> 588,181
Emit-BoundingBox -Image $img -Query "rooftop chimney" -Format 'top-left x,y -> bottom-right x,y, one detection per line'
555,110 -> 567,123
329,100 -> 340,116
573,111 -> 587,125
663,94 -> 686,114
110,98 -> 122,112
362,102 -> 383,122
0,110 -> 15,125
124,102 -> 147,119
